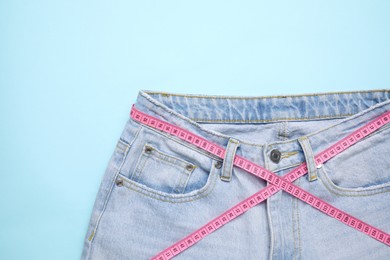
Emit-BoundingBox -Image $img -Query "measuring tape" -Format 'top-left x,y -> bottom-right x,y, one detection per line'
129,105 -> 390,259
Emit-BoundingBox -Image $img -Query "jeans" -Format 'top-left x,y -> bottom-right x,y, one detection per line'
81,89 -> 390,259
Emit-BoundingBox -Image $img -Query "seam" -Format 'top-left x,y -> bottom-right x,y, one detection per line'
221,139 -> 238,180
273,161 -> 306,173
300,123 -> 390,183
350,123 -> 390,146
116,164 -> 218,203
121,123 -> 145,180
279,192 -> 285,260
175,165 -> 195,193
133,119 -> 227,160
133,151 -> 149,181
87,123 -> 143,258
138,93 -> 237,140
144,89 -> 390,100
276,123 -> 283,141
292,192 -> 296,260
269,103 -> 390,147
87,144 -> 131,258
263,143 -> 274,260
143,143 -> 196,168
318,168 -> 390,197
277,121 -> 387,178
173,168 -> 189,193
177,166 -> 194,193
151,153 -> 194,171
221,148 -> 231,180
296,178 -> 302,260
186,114 -> 355,123
285,120 -> 290,140
281,151 -> 299,159
132,145 -> 194,194
121,122 -> 143,147
116,141 -> 127,152
283,121 -> 288,140
300,138 -> 317,181
318,123 -> 390,169
138,89 -> 390,151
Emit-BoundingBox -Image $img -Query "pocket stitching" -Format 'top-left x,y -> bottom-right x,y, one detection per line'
87,123 -> 143,248
353,123 -> 390,147
136,122 -> 222,161
131,143 -> 196,193
88,140 -> 132,246
316,124 -> 390,196
317,166 -> 390,197
116,161 -> 219,203
132,150 -> 149,181
144,143 -> 197,169
174,168 -> 191,193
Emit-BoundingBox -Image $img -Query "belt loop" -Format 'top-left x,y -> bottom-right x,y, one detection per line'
297,136 -> 318,182
220,138 -> 240,182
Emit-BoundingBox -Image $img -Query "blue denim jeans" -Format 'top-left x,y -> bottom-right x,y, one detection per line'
81,89 -> 390,259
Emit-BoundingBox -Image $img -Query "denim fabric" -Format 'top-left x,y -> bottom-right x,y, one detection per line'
81,89 -> 390,260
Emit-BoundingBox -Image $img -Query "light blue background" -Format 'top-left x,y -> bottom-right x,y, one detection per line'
1,1 -> 390,259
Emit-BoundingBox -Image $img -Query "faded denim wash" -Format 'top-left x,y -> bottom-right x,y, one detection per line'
81,89 -> 390,259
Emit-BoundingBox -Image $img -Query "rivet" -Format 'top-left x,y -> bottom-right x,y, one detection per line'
145,146 -> 153,154
116,179 -> 123,187
270,149 -> 281,163
186,164 -> 194,171
215,161 -> 222,169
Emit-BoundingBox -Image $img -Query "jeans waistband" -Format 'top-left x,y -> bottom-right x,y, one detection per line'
132,89 -> 390,173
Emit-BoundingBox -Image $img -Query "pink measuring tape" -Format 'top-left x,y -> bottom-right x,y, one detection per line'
129,105 -> 390,259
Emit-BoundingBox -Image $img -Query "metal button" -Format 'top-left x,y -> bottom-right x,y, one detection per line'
270,149 -> 281,163
145,146 -> 152,154
116,179 -> 123,187
186,164 -> 194,171
215,161 -> 222,169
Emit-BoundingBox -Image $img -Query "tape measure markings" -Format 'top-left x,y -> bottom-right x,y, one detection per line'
130,106 -> 390,259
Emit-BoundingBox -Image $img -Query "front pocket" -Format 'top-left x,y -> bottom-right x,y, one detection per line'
116,157 -> 220,203
317,165 -> 390,196
118,124 -> 222,200
130,143 -> 197,194
316,125 -> 390,196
